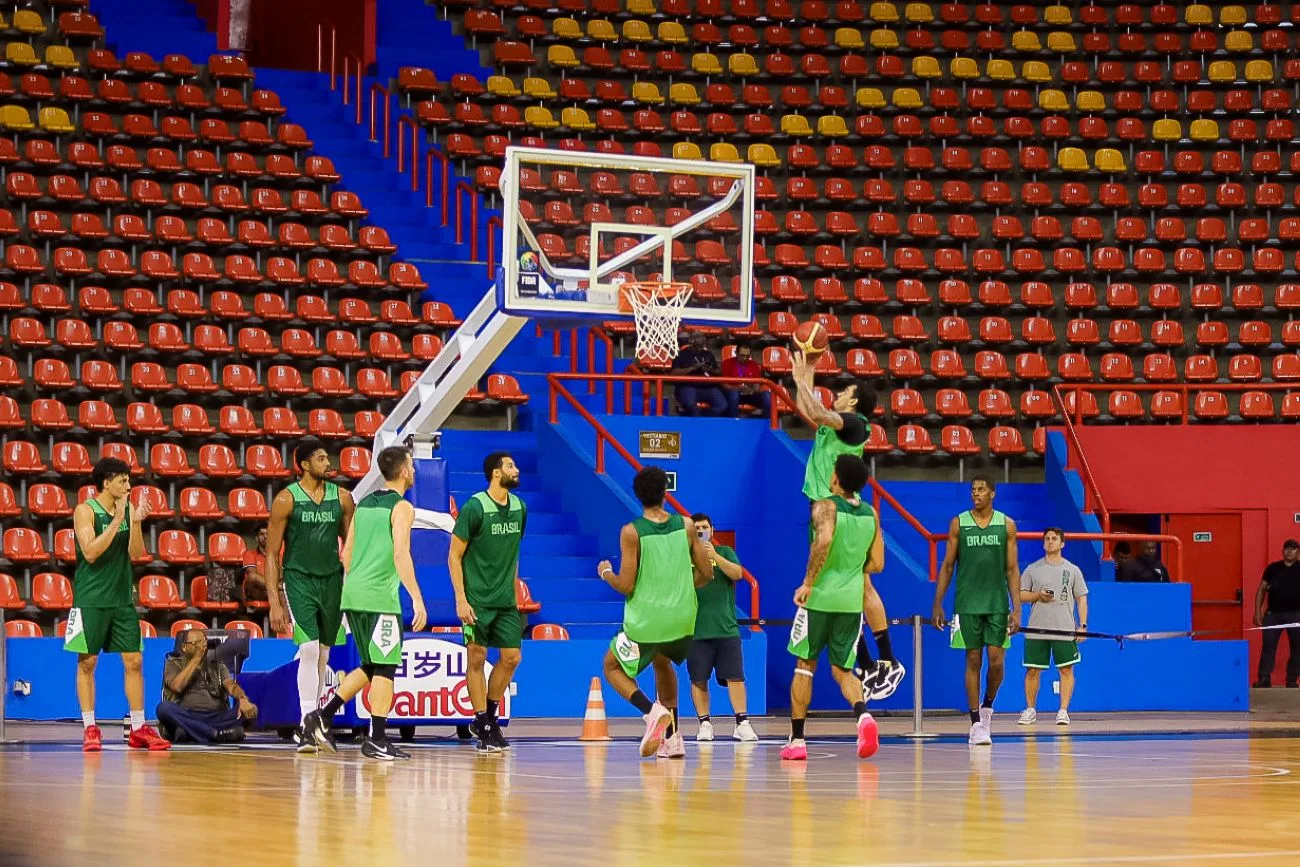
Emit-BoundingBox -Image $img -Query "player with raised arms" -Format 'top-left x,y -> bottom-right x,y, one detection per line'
597,466 -> 716,759
266,437 -> 355,753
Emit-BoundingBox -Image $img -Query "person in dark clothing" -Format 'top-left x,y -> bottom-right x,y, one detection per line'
156,629 -> 258,744
672,332 -> 726,417
1254,539 -> 1300,688
1116,541 -> 1169,583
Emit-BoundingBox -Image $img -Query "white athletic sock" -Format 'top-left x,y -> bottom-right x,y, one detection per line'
82,711 -> 96,730
297,641 -> 321,721
129,710 -> 145,731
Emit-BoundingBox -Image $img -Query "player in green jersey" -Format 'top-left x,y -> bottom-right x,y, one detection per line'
449,451 -> 527,754
67,457 -> 170,752
304,447 -> 426,761
931,474 -> 1021,746
790,350 -> 904,702
265,437 -> 355,752
782,454 -> 885,762
597,466 -> 715,759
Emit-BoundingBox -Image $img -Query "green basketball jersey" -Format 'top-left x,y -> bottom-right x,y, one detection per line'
74,498 -> 133,608
955,510 -> 1011,615
281,481 -> 343,579
453,490 -> 526,610
693,544 -> 740,639
341,489 -> 402,614
624,513 -> 697,643
807,496 -> 877,614
802,415 -> 871,500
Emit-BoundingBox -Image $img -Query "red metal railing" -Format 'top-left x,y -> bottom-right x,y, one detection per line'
427,148 -> 449,222
395,115 -> 419,188
1051,385 -> 1111,536
547,372 -> 799,429
369,83 -> 391,157
317,24 -> 336,89
486,215 -> 501,277
454,181 -> 477,259
546,373 -> 762,623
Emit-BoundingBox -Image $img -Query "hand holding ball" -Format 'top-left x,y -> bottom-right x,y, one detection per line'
792,321 -> 829,356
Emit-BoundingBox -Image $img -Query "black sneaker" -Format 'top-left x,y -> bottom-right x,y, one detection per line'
488,723 -> 510,751
475,729 -> 503,754
293,726 -> 318,754
361,737 -> 405,761
468,718 -> 484,740
302,710 -> 337,754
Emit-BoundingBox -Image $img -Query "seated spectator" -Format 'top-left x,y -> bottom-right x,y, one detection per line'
1117,541 -> 1169,583
1112,541 -> 1132,573
156,629 -> 258,744
672,332 -> 726,417
243,526 -> 268,602
720,344 -> 772,418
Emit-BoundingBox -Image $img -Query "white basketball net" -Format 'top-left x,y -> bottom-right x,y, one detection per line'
623,283 -> 694,364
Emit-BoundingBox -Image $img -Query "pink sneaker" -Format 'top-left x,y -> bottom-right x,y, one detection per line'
639,702 -> 672,758
780,739 -> 808,761
855,713 -> 879,759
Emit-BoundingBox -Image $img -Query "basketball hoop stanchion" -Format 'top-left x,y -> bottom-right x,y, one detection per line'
618,281 -> 694,364
1,609 -> 12,743
901,615 -> 939,740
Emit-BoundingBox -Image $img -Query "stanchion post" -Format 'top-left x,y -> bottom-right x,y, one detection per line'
900,614 -> 939,739
1,608 -> 8,742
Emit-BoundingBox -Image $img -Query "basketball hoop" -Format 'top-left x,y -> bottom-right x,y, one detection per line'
618,281 -> 694,364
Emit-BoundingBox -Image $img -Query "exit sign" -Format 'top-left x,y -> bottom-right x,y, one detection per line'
1193,532 -> 1213,543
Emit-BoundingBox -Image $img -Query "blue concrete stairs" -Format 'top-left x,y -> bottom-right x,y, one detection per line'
89,0 -> 217,62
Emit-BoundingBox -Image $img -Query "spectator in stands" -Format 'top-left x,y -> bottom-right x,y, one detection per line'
156,629 -> 257,744
1112,541 -> 1132,571
1117,541 -> 1169,583
672,332 -> 726,417
1254,540 -> 1300,689
720,344 -> 771,418
243,526 -> 269,602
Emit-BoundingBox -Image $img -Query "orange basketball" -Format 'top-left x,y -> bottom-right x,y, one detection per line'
792,320 -> 829,355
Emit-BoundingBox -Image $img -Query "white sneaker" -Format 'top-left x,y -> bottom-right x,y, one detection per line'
869,660 -> 906,700
733,719 -> 759,742
656,731 -> 686,759
1056,709 -> 1071,726
1017,708 -> 1037,726
968,721 -> 992,746
696,720 -> 715,742
979,705 -> 993,727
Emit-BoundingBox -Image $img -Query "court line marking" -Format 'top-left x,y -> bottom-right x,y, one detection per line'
870,852 -> 1300,867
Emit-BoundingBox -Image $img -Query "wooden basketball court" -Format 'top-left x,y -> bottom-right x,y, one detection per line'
3,718 -> 1300,866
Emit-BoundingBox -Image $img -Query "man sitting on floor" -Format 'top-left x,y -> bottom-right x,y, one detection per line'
156,629 -> 258,744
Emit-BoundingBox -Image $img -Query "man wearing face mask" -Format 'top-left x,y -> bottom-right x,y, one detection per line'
720,344 -> 772,418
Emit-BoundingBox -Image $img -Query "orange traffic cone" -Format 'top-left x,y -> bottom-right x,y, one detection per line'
579,676 -> 612,741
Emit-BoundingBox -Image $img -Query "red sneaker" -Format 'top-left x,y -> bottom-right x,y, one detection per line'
855,712 -> 879,759
127,725 -> 171,751
82,725 -> 103,753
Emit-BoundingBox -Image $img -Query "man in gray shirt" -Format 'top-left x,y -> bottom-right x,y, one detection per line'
1017,527 -> 1089,726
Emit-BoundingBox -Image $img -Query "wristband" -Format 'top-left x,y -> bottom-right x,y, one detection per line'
600,568 -> 614,579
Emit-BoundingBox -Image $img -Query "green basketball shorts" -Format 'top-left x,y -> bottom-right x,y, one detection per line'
62,606 -> 141,656
284,571 -> 344,646
951,613 -> 1012,650
609,631 -> 692,678
463,607 -> 524,649
345,611 -> 404,667
787,607 -> 862,670
1023,638 -> 1080,669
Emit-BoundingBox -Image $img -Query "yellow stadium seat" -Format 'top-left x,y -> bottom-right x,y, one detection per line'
747,143 -> 781,168
672,141 -> 703,161
42,45 -> 79,70
869,28 -> 899,50
622,20 -> 652,42
856,87 -> 885,109
1095,149 -> 1126,174
834,27 -> 865,49
869,2 -> 899,22
692,52 -> 723,76
627,0 -> 658,15
669,82 -> 700,105
586,19 -> 617,41
4,43 -> 37,66
1,105 -> 33,131
709,142 -> 741,163
547,45 -> 579,68
1208,61 -> 1238,84
1224,31 -> 1254,53
657,21 -> 688,45
1218,5 -> 1247,26
728,53 -> 759,77
522,77 -> 556,99
1021,61 -> 1052,84
632,81 -> 664,104
0,13 -> 8,29
38,107 -> 74,134
561,107 -> 594,131
904,3 -> 934,23
552,17 -> 582,40
911,56 -> 941,80
1190,119 -> 1221,142
488,76 -> 521,98
891,87 -> 922,110
1245,60 -> 1275,83
985,59 -> 1015,81
1152,119 -> 1183,142
1057,148 -> 1089,173
1012,31 -> 1042,53
1075,91 -> 1106,113
817,115 -> 848,137
780,113 -> 813,136
1046,31 -> 1076,53
1044,5 -> 1072,25
1038,90 -> 1070,112
12,9 -> 46,35
950,57 -> 979,80
524,106 -> 558,129
1184,4 -> 1212,26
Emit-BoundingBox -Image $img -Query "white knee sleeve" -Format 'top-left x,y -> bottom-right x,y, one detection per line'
297,641 -> 322,719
